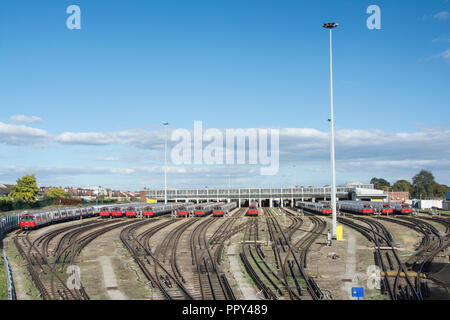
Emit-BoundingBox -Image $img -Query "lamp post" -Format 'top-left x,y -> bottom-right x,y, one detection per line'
323,22 -> 339,239
162,121 -> 169,204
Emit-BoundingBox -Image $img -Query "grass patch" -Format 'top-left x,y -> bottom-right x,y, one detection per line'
6,241 -> 41,300
0,255 -> 7,300
422,209 -> 450,216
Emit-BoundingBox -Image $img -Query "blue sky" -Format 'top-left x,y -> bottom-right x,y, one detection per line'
0,0 -> 449,190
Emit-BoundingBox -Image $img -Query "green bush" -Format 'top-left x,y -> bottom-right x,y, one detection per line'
0,198 -> 13,212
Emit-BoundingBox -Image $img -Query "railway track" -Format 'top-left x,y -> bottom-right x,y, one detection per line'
15,218 -> 141,300
190,212 -> 238,300
283,210 -> 327,300
338,215 -> 420,300
120,218 -> 194,300
240,215 -> 279,299
270,208 -> 326,300
14,232 -> 81,300
237,208 -> 326,300
394,216 -> 449,299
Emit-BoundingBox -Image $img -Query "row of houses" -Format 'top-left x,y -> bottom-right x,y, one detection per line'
38,186 -> 140,201
0,184 -> 13,198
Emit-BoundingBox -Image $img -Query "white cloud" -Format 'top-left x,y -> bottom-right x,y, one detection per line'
10,115 -> 43,123
55,125 -> 450,169
3,124 -> 450,186
56,132 -> 117,145
96,157 -> 119,161
0,122 -> 50,145
56,129 -> 164,149
0,165 -> 259,189
432,36 -> 450,43
434,11 -> 449,20
439,48 -> 450,60
423,11 -> 449,21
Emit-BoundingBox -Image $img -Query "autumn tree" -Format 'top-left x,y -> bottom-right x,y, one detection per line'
47,187 -> 66,199
9,174 -> 39,202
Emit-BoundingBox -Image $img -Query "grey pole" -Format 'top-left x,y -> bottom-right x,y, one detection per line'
162,122 -> 169,204
323,22 -> 339,239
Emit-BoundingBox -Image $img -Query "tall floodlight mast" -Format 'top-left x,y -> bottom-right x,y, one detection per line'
323,22 -> 338,239
162,121 -> 169,204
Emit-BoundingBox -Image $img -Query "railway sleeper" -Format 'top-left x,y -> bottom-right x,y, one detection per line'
272,246 -> 280,269
385,252 -> 394,270
288,260 -> 302,297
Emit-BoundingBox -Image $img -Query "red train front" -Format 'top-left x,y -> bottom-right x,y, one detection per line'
322,203 -> 332,215
381,204 -> 393,214
143,206 -> 155,217
99,206 -> 111,218
125,206 -> 137,218
400,203 -> 413,214
177,207 -> 189,217
194,205 -> 206,217
247,205 -> 259,216
212,205 -> 224,217
19,214 -> 36,229
362,203 -> 374,214
111,206 -> 123,218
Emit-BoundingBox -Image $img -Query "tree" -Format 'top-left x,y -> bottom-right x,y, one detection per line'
370,177 -> 391,190
9,174 -> 39,202
47,187 -> 66,199
433,183 -> 449,198
392,180 -> 413,193
412,170 -> 436,199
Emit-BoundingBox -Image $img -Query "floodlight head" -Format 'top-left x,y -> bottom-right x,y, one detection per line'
323,22 -> 339,29
162,121 -> 169,126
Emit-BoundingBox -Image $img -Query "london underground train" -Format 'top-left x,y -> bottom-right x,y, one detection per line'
194,203 -> 216,217
125,206 -> 140,218
246,204 -> 259,216
374,202 -> 394,214
19,205 -> 101,230
347,201 -> 394,215
212,202 -> 237,217
338,201 -> 374,215
142,203 -> 180,217
109,203 -> 143,218
362,202 -> 393,214
99,206 -> 111,218
19,211 -> 52,230
110,206 -> 124,218
391,202 -> 413,215
296,201 -> 332,215
176,204 -> 196,217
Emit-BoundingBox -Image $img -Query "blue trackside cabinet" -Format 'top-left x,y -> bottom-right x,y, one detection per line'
352,287 -> 364,300
446,192 -> 450,201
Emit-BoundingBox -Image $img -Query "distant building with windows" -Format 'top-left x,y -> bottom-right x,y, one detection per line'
0,184 -> 12,197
